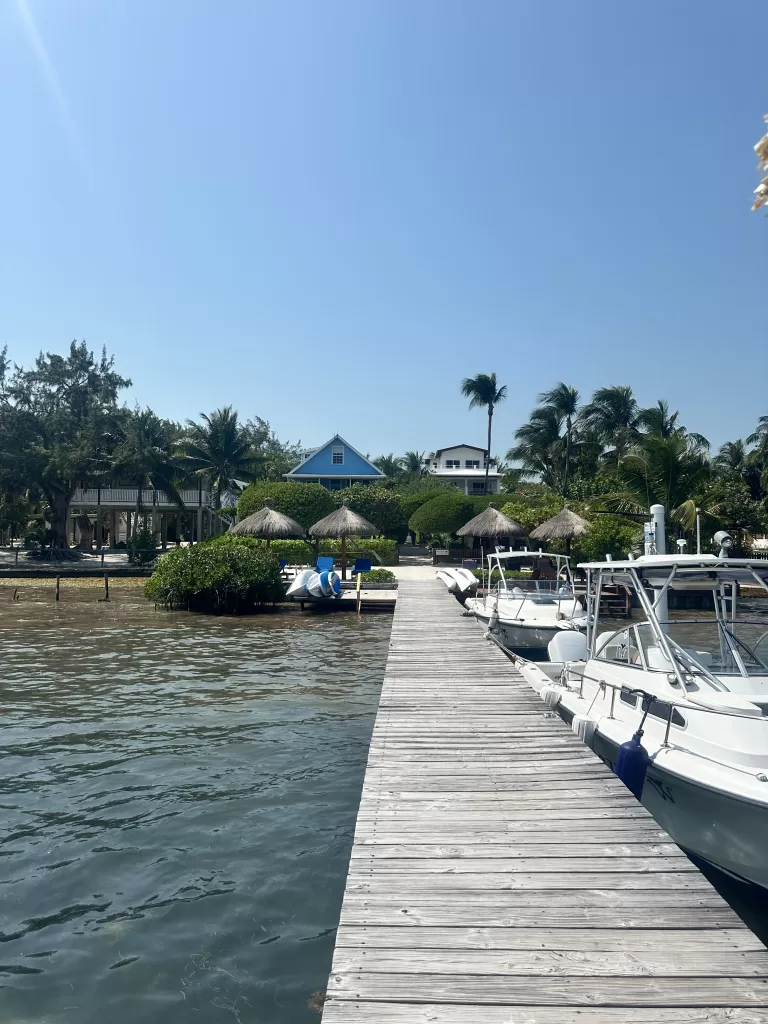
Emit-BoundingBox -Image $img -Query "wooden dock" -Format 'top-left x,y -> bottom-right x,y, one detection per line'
322,578 -> 768,1023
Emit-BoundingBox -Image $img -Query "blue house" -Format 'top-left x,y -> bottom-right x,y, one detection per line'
284,434 -> 386,490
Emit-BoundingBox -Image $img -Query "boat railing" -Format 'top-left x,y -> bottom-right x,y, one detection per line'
559,667 -> 768,761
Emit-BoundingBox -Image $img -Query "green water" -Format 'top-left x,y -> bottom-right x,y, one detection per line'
0,592 -> 390,1023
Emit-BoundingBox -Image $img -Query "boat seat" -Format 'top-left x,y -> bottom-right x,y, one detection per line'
548,631 -> 588,663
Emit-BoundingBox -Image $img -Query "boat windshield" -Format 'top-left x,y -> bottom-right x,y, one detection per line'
487,553 -> 573,595
596,620 -> 768,681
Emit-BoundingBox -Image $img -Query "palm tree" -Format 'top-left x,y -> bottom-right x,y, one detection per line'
538,383 -> 580,497
714,440 -> 747,476
460,372 -> 508,494
507,407 -> 566,492
400,450 -> 426,475
637,400 -> 709,449
580,385 -> 638,467
747,416 -> 768,449
606,433 -> 711,532
180,407 -> 262,509
373,453 -> 403,478
111,408 -> 183,522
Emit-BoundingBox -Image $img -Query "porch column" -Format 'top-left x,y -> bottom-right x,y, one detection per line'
110,510 -> 117,547
161,513 -> 168,550
197,508 -> 203,544
94,512 -> 103,549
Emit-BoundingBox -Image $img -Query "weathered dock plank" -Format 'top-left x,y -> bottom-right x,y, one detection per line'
322,579 -> 768,1023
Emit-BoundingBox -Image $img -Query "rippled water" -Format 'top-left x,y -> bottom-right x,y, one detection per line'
0,590 -> 390,1023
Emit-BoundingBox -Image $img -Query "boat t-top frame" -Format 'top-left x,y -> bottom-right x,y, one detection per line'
484,549 -> 574,593
579,555 -> 768,690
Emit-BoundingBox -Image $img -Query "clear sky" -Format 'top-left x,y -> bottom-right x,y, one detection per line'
0,0 -> 765,460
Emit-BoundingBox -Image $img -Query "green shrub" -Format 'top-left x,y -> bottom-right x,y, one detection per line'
22,521 -> 49,550
357,568 -> 396,583
126,525 -> 158,565
237,482 -> 334,529
469,494 -> 512,513
500,493 -> 565,533
146,538 -> 285,613
409,492 -> 475,537
572,516 -> 642,563
334,484 -> 408,541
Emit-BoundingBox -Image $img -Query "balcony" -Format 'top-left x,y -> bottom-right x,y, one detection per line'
71,487 -> 213,509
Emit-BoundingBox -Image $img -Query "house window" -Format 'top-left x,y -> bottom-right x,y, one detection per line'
466,460 -> 480,469
470,481 -> 485,493
332,446 -> 344,465
446,459 -> 460,468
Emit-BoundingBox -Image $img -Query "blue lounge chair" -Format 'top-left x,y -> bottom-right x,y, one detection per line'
351,558 -> 372,577
316,556 -> 335,573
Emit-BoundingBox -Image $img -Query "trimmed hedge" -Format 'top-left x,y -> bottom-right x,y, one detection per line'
400,491 -> 454,521
334,484 -> 408,541
408,492 -> 475,537
146,539 -> 285,613
214,533 -> 399,565
237,481 -> 334,529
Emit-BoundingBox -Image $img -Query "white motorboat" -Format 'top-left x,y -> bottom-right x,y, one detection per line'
436,567 -> 479,598
516,553 -> 768,892
464,550 -> 586,657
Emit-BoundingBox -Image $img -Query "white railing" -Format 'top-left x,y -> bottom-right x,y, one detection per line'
71,487 -> 213,508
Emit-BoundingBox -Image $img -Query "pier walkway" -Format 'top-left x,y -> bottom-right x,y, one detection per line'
322,578 -> 768,1023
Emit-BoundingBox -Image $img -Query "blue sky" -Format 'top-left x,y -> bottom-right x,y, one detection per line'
0,0 -> 765,460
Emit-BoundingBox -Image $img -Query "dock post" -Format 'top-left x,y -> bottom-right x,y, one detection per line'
55,576 -> 60,602
356,572 -> 362,615
15,547 -> 18,566
104,573 -> 110,601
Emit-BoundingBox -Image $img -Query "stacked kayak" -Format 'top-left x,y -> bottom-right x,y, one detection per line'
286,569 -> 342,600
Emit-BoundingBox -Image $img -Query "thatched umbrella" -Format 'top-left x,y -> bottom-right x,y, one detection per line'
230,500 -> 305,546
456,506 -> 526,546
529,507 -> 589,556
308,504 -> 379,580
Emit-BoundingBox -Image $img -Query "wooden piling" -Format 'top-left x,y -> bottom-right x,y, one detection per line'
55,576 -> 60,601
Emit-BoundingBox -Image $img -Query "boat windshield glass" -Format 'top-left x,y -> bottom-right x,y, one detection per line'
596,620 -> 768,679
489,555 -> 572,594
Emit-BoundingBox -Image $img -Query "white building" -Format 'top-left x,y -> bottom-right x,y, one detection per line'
424,444 -> 501,495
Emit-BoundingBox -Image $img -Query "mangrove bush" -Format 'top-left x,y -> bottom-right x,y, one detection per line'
146,539 -> 285,613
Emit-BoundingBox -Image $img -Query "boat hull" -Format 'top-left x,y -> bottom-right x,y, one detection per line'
586,720 -> 768,891
471,609 -> 571,659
